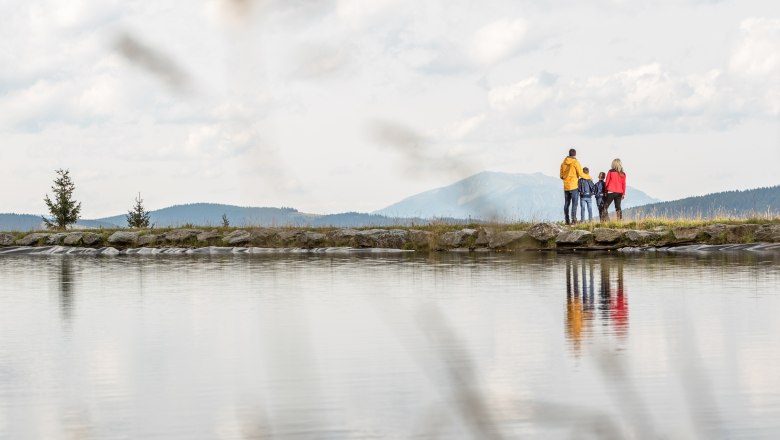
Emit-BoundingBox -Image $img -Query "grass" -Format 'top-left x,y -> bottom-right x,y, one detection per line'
4,216 -> 778,237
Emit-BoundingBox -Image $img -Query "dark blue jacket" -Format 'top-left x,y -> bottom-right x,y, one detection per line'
594,180 -> 605,200
578,178 -> 595,198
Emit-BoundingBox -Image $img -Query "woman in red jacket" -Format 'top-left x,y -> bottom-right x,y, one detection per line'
603,158 -> 626,222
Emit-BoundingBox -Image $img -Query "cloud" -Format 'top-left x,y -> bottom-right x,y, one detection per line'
449,114 -> 487,140
468,18 -> 528,65
336,0 -> 396,23
290,43 -> 352,79
488,61 -> 777,136
729,18 -> 780,78
215,0 -> 334,27
489,76 -> 556,114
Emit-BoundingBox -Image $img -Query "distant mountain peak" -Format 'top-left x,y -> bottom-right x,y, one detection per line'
374,170 -> 658,221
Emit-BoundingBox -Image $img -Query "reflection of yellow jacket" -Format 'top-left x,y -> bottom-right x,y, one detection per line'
560,156 -> 585,191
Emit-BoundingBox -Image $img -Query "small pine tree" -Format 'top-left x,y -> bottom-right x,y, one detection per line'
43,169 -> 81,230
126,193 -> 151,228
221,213 -> 230,227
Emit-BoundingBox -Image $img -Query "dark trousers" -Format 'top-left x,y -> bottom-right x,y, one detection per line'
596,197 -> 606,222
603,192 -> 623,221
564,189 -> 579,224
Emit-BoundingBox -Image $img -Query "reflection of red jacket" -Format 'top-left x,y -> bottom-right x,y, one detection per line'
604,170 -> 626,194
610,288 -> 628,335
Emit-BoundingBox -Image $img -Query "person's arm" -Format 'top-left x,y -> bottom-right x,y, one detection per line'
604,172 -> 612,193
575,160 -> 585,178
560,162 -> 566,180
621,174 -> 627,199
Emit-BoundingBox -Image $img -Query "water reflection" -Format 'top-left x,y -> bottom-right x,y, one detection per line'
0,252 -> 778,438
565,257 -> 629,354
58,257 -> 75,323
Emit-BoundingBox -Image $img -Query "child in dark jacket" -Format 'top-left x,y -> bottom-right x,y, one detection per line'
578,167 -> 596,222
595,172 -> 606,222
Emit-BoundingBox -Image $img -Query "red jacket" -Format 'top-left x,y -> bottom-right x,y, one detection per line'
604,170 -> 626,194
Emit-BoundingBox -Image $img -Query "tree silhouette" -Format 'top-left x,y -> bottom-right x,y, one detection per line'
43,169 -> 81,230
126,193 -> 151,228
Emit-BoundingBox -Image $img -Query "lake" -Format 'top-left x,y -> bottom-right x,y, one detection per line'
1,250 -> 779,439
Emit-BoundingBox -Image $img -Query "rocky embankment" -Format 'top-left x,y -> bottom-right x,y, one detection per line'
1,223 -> 779,254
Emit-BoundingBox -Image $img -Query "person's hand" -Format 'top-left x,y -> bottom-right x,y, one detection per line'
622,195 -> 625,200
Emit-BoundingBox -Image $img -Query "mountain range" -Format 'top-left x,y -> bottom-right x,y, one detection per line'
625,185 -> 780,219
3,171 -> 775,231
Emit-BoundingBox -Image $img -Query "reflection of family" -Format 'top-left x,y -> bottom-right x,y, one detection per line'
559,148 -> 627,224
565,258 -> 629,354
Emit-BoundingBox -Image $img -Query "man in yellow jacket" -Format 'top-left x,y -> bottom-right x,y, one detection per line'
560,148 -> 585,225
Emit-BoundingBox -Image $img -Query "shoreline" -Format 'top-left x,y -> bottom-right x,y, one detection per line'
1,222 -> 779,254
1,242 -> 780,257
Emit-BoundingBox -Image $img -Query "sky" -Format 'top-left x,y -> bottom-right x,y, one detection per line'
1,0 -> 778,218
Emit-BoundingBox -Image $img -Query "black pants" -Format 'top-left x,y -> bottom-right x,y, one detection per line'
596,198 -> 606,222
603,192 -> 623,220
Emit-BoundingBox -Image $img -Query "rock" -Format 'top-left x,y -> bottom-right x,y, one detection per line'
375,229 -> 409,248
593,228 -> 623,243
342,229 -> 409,249
527,223 -> 565,242
331,228 -> 359,238
99,247 -> 120,256
81,233 -> 102,246
651,226 -> 668,232
107,231 -> 139,245
624,230 -> 659,244
137,235 -> 158,246
701,224 -> 729,242
300,232 -> 326,246
555,230 -> 592,245
197,231 -> 222,242
475,228 -> 491,246
329,229 -> 360,245
440,229 -> 478,248
724,224 -> 760,243
0,234 -> 15,246
47,233 -> 69,245
223,230 -> 251,245
277,230 -> 302,244
672,227 -> 701,241
62,233 -> 84,245
350,229 -> 382,248
755,224 -> 780,242
249,229 -> 275,245
408,230 -> 434,249
488,231 -> 530,249
16,233 -> 50,246
163,229 -> 200,242
348,229 -> 409,248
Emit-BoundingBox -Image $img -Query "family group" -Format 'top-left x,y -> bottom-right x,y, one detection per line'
559,148 -> 627,225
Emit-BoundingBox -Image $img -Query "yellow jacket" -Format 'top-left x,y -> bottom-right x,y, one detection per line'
560,156 -> 585,191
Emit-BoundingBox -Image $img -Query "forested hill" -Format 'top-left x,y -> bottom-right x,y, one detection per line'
95,203 -> 441,228
0,214 -> 44,231
625,185 -> 780,219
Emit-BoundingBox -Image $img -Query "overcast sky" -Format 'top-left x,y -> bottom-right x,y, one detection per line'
1,0 -> 778,217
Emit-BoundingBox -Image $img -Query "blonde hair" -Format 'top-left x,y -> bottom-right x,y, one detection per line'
611,158 -> 624,175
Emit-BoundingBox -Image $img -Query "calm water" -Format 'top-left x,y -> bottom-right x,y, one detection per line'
1,251 -> 779,439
